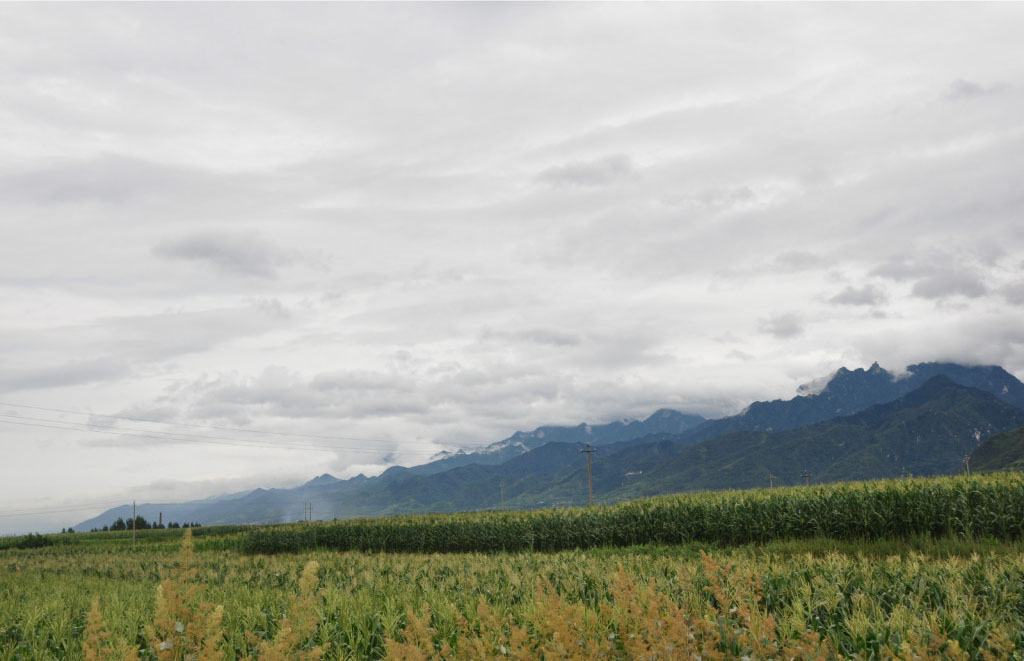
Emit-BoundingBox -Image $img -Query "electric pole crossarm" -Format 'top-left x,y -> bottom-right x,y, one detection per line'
581,444 -> 597,506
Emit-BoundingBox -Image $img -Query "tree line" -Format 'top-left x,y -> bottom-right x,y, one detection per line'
83,516 -> 202,532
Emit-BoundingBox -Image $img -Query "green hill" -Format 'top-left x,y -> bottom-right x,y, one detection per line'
970,425 -> 1024,472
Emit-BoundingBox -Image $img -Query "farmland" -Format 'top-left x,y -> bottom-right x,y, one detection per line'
3,474 -> 1024,659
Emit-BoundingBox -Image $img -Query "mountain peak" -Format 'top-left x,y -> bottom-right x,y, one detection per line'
304,473 -> 339,486
798,362 -> 894,398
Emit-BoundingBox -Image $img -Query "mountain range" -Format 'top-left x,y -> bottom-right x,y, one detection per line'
76,361 -> 1024,530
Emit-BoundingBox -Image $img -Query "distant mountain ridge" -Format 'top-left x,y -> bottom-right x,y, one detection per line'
378,408 -> 706,479
75,361 -> 1024,531
680,362 -> 1024,444
608,376 -> 1024,498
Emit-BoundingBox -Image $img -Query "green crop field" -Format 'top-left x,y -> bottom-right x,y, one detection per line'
3,474 -> 1024,659
240,473 -> 1024,554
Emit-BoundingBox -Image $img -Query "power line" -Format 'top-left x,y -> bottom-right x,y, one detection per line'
0,501 -> 127,518
0,498 -> 343,519
0,400 -> 441,447
0,410 -> 439,455
0,412 -> 342,451
0,402 -> 479,521
0,417 -> 442,456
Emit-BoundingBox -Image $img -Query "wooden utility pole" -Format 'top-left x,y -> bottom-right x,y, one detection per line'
132,500 -> 136,548
768,473 -> 775,488
963,455 -> 971,476
499,481 -> 505,510
581,444 -> 597,506
801,470 -> 811,487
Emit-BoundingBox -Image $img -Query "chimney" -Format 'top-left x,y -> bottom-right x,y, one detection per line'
159,512 -> 162,527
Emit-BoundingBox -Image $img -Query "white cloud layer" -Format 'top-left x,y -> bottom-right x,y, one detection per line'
2,3 -> 1024,532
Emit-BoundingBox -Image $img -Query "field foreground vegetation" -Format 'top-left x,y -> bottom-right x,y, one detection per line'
2,474 -> 1024,659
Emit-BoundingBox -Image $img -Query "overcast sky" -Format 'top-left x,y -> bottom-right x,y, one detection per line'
2,3 -> 1024,533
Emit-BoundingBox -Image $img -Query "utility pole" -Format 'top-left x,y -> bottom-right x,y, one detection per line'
801,470 -> 811,487
581,444 -> 597,506
499,481 -> 505,511
303,501 -> 312,522
963,455 -> 971,476
768,473 -> 775,488
132,500 -> 136,548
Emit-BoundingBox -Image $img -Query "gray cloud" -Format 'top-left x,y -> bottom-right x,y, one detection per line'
168,363 -> 566,445
1002,281 -> 1024,305
479,327 -> 581,347
758,313 -> 804,339
87,303 -> 292,364
0,155 -> 223,206
829,284 -> 888,306
536,154 -> 633,188
870,257 -> 936,282
0,358 -> 131,392
773,251 -> 829,272
153,232 -> 292,278
0,303 -> 292,391
946,78 -> 1002,101
911,271 -> 988,300
688,185 -> 758,210
311,369 -> 417,393
871,253 -> 992,301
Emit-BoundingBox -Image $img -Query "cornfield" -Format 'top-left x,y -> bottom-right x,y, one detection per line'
241,473 -> 1024,554
3,473 -> 1024,658
2,530 -> 1023,659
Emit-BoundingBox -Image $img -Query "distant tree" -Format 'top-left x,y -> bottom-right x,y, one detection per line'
111,517 -> 127,531
102,525 -> 109,532
67,527 -> 74,534
61,528 -> 66,534
16,533 -> 53,549
128,515 -> 150,530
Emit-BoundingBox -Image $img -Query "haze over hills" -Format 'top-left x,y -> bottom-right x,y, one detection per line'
388,408 -> 706,478
76,362 -> 1024,530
